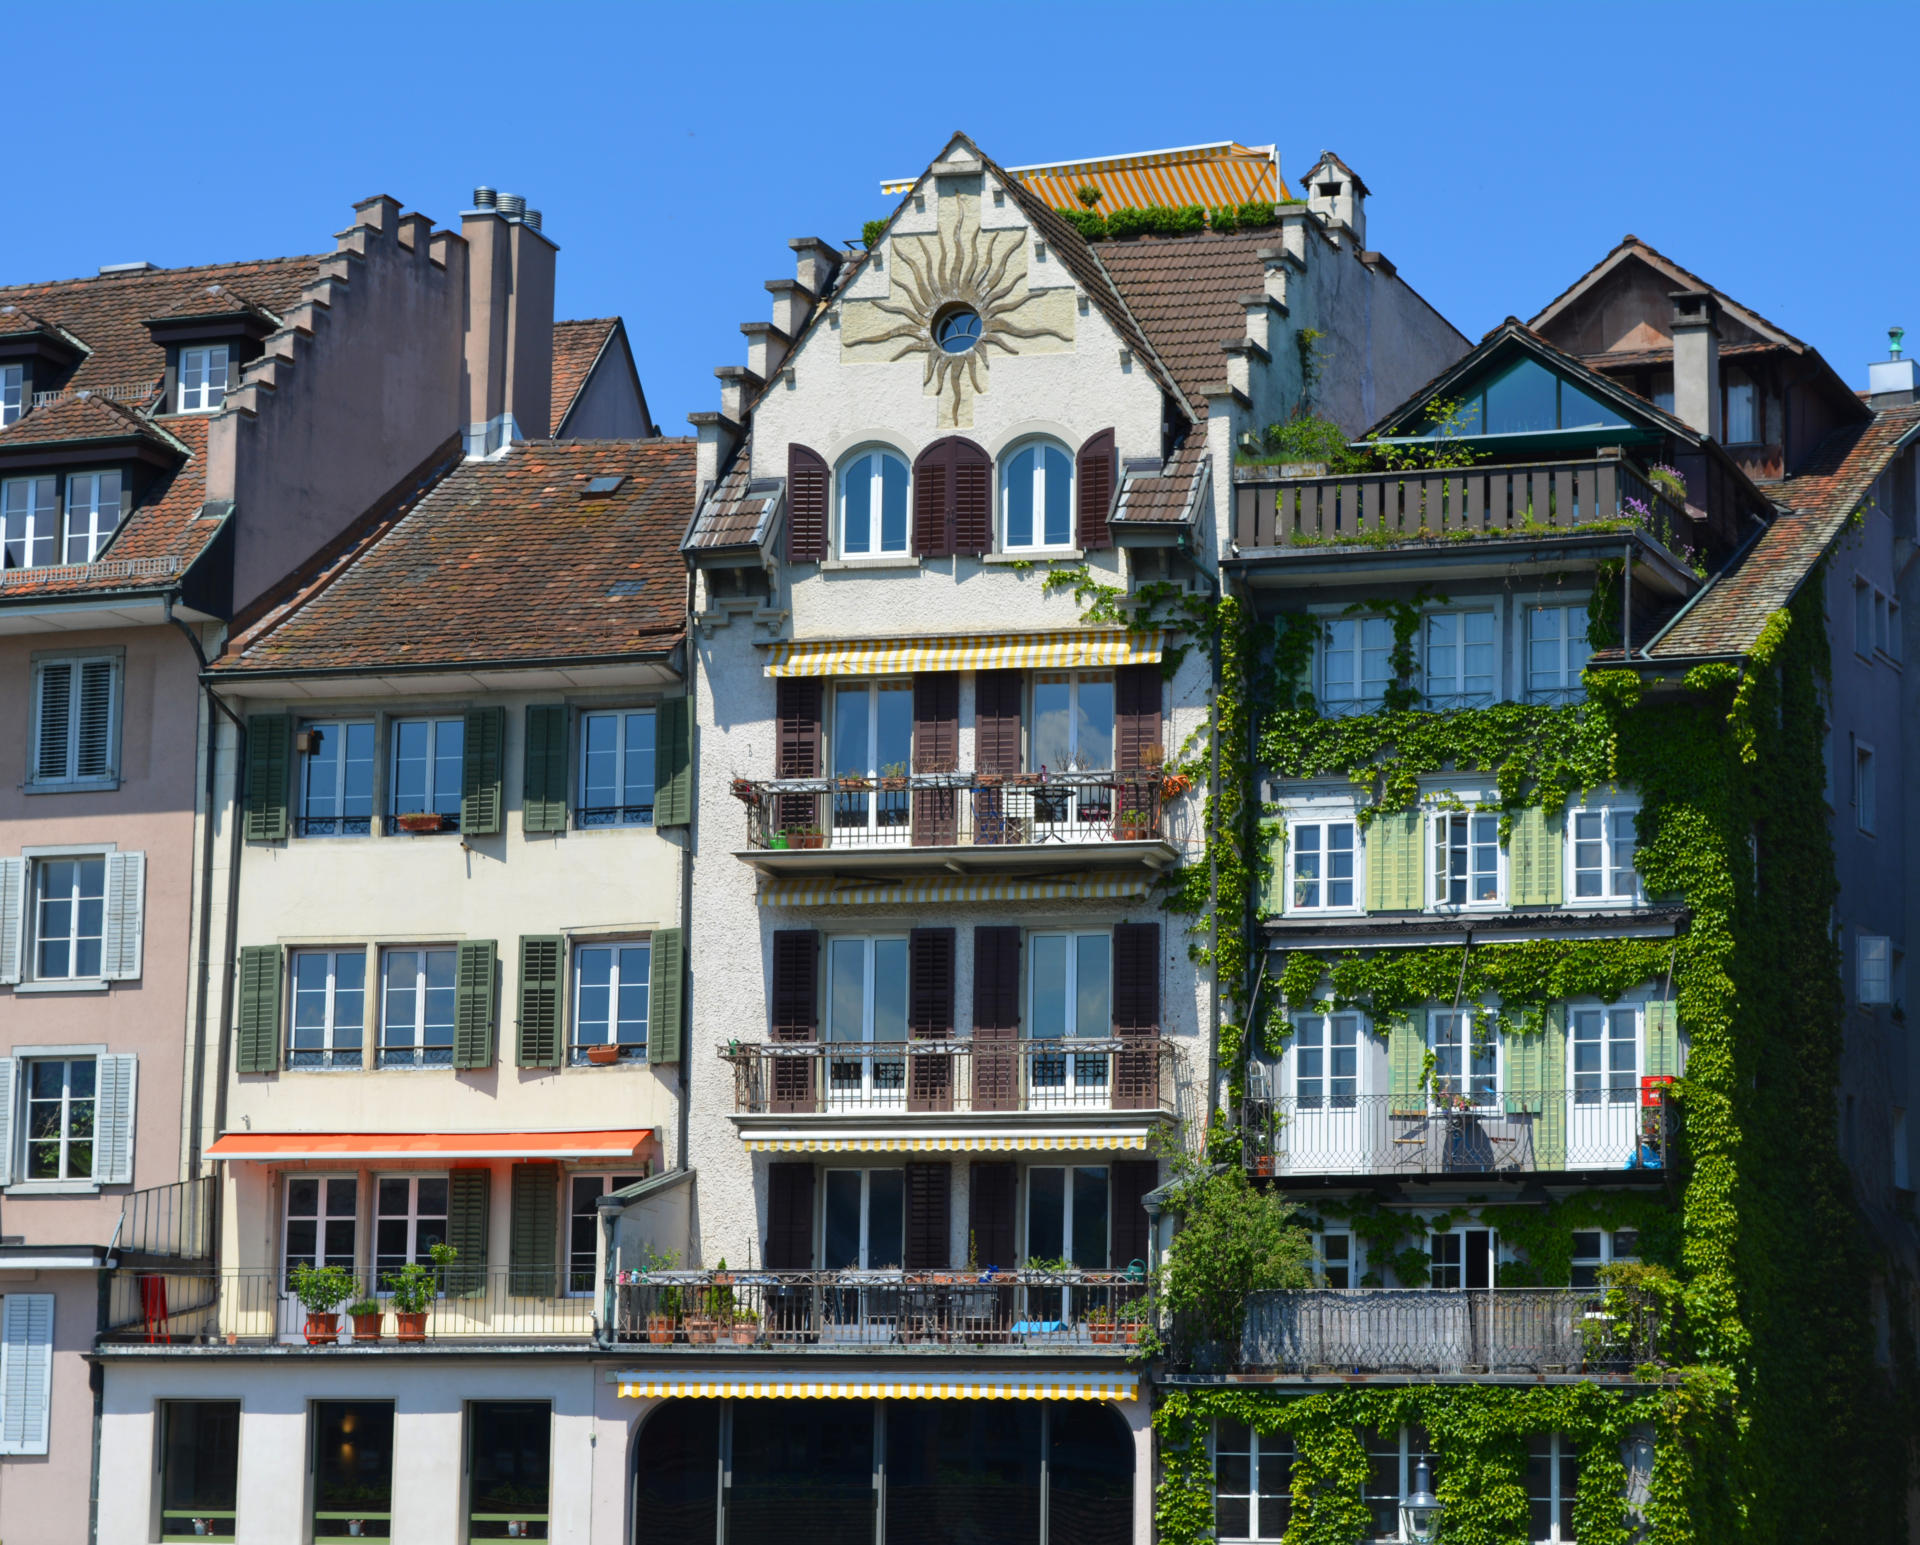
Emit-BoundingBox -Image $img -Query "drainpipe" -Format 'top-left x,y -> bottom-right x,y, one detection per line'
679,574 -> 696,1182
203,685 -> 248,1160
1622,542 -> 1634,660
1207,623 -> 1223,1141
166,601 -> 218,1178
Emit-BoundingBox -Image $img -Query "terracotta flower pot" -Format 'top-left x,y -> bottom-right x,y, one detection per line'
792,833 -> 826,849
1253,1155 -> 1275,1177
647,1314 -> 675,1345
395,812 -> 446,833
350,1312 -> 383,1342
394,1311 -> 428,1343
1089,1324 -> 1118,1345
303,1312 -> 340,1346
585,1044 -> 623,1066
683,1314 -> 718,1345
730,1321 -> 758,1345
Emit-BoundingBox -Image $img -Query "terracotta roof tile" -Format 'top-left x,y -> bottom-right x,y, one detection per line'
0,390 -> 184,451
1113,428 -> 1209,525
1098,231 -> 1275,407
551,318 -> 618,433
685,439 -> 777,551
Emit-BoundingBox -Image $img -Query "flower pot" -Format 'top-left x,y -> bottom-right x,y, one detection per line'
880,778 -> 908,792
395,812 -> 446,834
647,1314 -> 675,1345
303,1313 -> 340,1345
1089,1324 -> 1118,1345
1253,1155 -> 1275,1177
684,1314 -> 718,1345
791,834 -> 826,850
838,778 -> 871,793
350,1312 -> 383,1342
394,1311 -> 428,1343
730,1321 -> 758,1346
585,1044 -> 623,1066
1115,825 -> 1151,842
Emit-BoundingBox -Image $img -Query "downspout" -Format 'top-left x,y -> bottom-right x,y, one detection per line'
1622,541 -> 1634,660
203,682 -> 248,1160
679,578 -> 696,1181
1206,622 -> 1223,1143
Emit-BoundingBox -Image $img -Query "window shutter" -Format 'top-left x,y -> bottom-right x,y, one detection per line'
446,1168 -> 491,1296
1258,824 -> 1285,918
0,858 -> 24,986
764,1162 -> 815,1270
1076,428 -> 1117,550
453,940 -> 498,1069
1505,1025 -> 1542,1115
647,927 -> 684,1065
92,1054 -> 137,1185
1112,922 -> 1162,1109
32,662 -> 72,782
972,926 -> 1021,1113
770,930 -> 819,1113
1646,997 -> 1680,1078
974,671 -> 1023,774
509,1162 -> 559,1298
913,437 -> 989,558
913,439 -> 954,557
787,444 -> 829,563
516,936 -> 564,1069
521,705 -> 569,834
911,672 -> 959,846
951,439 -> 992,556
236,945 -> 283,1075
1115,664 -> 1162,772
0,1061 -> 17,1187
1508,805 -> 1563,908
1109,1159 -> 1158,1271
1389,1009 -> 1426,1116
654,697 -> 693,827
1365,811 -> 1424,912
908,927 -> 956,1112
967,1161 -> 1017,1270
903,1162 -> 951,1270
75,659 -> 115,780
461,707 -> 506,836
100,851 -> 145,981
1539,1004 -> 1569,1170
0,1295 -> 54,1456
243,714 -> 292,842
775,678 -> 823,833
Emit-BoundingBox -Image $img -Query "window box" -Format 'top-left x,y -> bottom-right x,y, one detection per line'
394,811 -> 449,834
584,1044 -> 623,1066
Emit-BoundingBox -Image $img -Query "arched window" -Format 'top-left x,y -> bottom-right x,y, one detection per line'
838,448 -> 909,557
1001,440 -> 1074,551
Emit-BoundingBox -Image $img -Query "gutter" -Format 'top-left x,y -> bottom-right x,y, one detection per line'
202,640 -> 685,687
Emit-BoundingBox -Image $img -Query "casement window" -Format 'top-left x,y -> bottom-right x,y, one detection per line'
1028,932 -> 1112,1107
1213,1420 -> 1293,1542
1527,604 -> 1591,702
1723,367 -> 1757,444
568,1172 -> 645,1293
468,1402 -> 552,1541
1855,578 -> 1873,657
1428,1227 -> 1495,1290
62,471 -> 122,564
1855,577 -> 1902,663
30,653 -> 119,787
1000,439 -> 1074,551
177,345 -> 229,413
1570,1005 -> 1639,1105
1,476 -> 56,569
1363,1426 -> 1442,1540
0,1052 -> 134,1187
282,1175 -> 358,1279
822,1167 -> 905,1269
838,448 -> 910,556
1288,817 -> 1358,912
1527,1433 -> 1580,1542
1430,1009 -> 1497,1108
289,949 -> 366,1068
1569,806 -> 1638,902
573,941 -> 650,1062
389,716 -> 465,831
1857,934 -> 1892,1005
1027,1164 -> 1110,1269
0,365 -> 21,428
826,935 -> 908,1106
0,851 -> 142,987
1854,741 -> 1877,833
1290,1012 -> 1360,1109
1313,1229 -> 1357,1288
374,1174 -> 449,1277
23,1057 -> 96,1180
157,1401 -> 240,1541
379,946 -> 457,1066
33,856 -> 105,979
832,680 -> 913,835
1431,810 -> 1501,907
1569,1227 -> 1639,1289
312,1402 -> 393,1540
579,709 -> 656,826
1322,615 -> 1395,714
296,721 -> 375,836
1422,609 -> 1496,707
0,1295 -> 54,1456
1031,670 -> 1115,771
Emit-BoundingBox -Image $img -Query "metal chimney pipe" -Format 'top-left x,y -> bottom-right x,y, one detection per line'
497,193 -> 526,221
523,210 -> 543,232
472,186 -> 497,209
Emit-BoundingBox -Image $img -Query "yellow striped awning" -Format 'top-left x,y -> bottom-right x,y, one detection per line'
758,874 -> 1151,909
762,629 -> 1161,678
741,1131 -> 1153,1154
615,1371 -> 1136,1402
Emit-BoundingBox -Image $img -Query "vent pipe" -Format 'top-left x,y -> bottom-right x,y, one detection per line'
497,193 -> 526,220
523,210 -> 543,232
472,186 -> 497,209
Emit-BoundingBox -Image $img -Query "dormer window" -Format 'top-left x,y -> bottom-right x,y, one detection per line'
2,476 -> 56,569
178,345 -> 229,413
64,473 -> 122,564
0,365 -> 20,427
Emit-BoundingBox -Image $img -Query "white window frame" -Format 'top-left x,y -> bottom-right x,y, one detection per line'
1569,1002 -> 1641,1106
1362,1425 -> 1443,1542
1857,934 -> 1892,1006
1313,1228 -> 1359,1288
999,437 -> 1075,552
372,1173 -> 449,1282
567,1170 -> 646,1295
30,853 -> 107,982
571,939 -> 651,1062
377,945 -> 458,1067
1027,930 -> 1113,1109
28,652 -> 120,789
1288,1010 -> 1361,1108
177,344 -> 230,414
1420,605 -> 1498,709
1525,602 -> 1591,703
824,934 -> 908,1109
1427,1226 -> 1496,1290
1854,740 -> 1877,834
61,471 -> 122,565
1527,1431 -> 1580,1544
1569,1227 -> 1639,1289
0,365 -> 21,428
819,1166 -> 905,1270
288,948 -> 368,1069
295,720 -> 376,837
1320,614 -> 1395,715
578,708 -> 657,827
1,475 -> 57,570
19,1055 -> 98,1182
830,678 -> 914,839
1028,669 -> 1116,774
1285,814 -> 1361,914
1566,803 -> 1640,905
281,1173 -> 359,1280
1428,1009 -> 1499,1110
387,716 -> 464,830
1429,807 -> 1503,910
1211,1419 -> 1294,1542
836,446 -> 911,557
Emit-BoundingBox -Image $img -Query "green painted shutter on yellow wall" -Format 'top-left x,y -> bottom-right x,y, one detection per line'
244,714 -> 292,842
452,940 -> 498,1069
1538,1004 -> 1569,1170
509,1162 -> 559,1298
654,697 -> 693,827
236,945 -> 283,1074
1258,824 -> 1286,917
1389,1008 -> 1426,1115
1505,1024 -> 1542,1113
517,936 -> 564,1069
1646,997 -> 1680,1077
648,927 -> 684,1064
1509,804 -> 1564,908
461,707 -> 506,835
522,705 -> 569,834
1366,811 -> 1425,913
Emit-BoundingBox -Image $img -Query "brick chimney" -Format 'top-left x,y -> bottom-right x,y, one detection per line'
461,186 -> 557,457
1669,291 -> 1721,440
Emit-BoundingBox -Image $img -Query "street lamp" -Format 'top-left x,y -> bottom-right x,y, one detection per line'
1402,1457 -> 1443,1543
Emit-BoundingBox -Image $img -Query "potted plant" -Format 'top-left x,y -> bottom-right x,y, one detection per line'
395,810 -> 446,833
837,773 -> 872,792
1160,770 -> 1193,798
585,1043 -> 623,1066
730,776 -> 758,804
729,1305 -> 761,1345
384,1242 -> 457,1341
345,1298 -> 383,1342
1119,1297 -> 1150,1345
644,1249 -> 681,1343
788,826 -> 827,850
879,761 -> 909,792
1253,1152 -> 1276,1177
290,1262 -> 358,1345
1115,807 -> 1154,840
1086,1303 -> 1119,1345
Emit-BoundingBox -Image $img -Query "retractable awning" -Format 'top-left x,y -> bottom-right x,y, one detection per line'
613,1370 -> 1136,1401
205,1130 -> 654,1162
739,1131 -> 1154,1154
757,873 -> 1151,908
761,629 -> 1162,678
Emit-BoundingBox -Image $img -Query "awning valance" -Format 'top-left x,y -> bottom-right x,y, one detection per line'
614,1370 -> 1136,1402
740,1130 -> 1153,1154
206,1130 -> 654,1162
762,629 -> 1162,678
758,873 -> 1151,908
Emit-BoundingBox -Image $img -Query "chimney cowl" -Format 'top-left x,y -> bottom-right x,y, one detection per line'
472,186 -> 497,209
523,210 -> 542,232
498,193 -> 526,220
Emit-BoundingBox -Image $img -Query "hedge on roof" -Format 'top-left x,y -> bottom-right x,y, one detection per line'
1052,200 -> 1287,243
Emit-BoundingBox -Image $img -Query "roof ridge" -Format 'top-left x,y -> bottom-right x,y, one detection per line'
0,253 -> 327,299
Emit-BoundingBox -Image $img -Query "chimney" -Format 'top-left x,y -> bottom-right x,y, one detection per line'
461,185 -> 558,457
1669,291 -> 1721,439
1868,327 -> 1917,407
1304,152 -> 1367,248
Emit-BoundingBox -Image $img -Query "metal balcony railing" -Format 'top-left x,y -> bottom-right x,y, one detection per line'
613,1268 -> 1149,1351
723,1034 -> 1180,1116
113,1176 -> 216,1266
1238,1287 -> 1660,1376
1241,1089 -> 1672,1178
736,769 -> 1170,852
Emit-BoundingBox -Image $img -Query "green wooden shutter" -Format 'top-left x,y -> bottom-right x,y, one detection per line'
508,1162 -> 559,1298
1509,805 -> 1564,908
1389,1008 -> 1426,1116
461,706 -> 506,835
1258,821 -> 1286,917
1366,811 -> 1424,912
647,927 -> 684,1064
243,714 -> 292,842
236,945 -> 283,1074
1539,1004 -> 1569,1170
1646,997 -> 1679,1077
453,941 -> 498,1069
1505,1021 -> 1542,1114
654,697 -> 693,827
446,1169 -> 491,1297
522,705 -> 569,834
517,936 -> 564,1069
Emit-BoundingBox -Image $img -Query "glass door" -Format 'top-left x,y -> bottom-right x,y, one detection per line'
1569,1006 -> 1640,1166
826,937 -> 907,1109
1284,1013 -> 1360,1174
1027,934 -> 1111,1107
1028,672 -> 1116,835
281,1177 -> 357,1341
832,680 -> 913,843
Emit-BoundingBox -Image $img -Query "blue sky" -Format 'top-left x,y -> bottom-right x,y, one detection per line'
12,2 -> 1912,431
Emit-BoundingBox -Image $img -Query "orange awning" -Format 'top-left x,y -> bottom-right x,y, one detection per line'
206,1130 -> 653,1162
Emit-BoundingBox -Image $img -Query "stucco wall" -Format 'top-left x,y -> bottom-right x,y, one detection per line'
0,1272 -> 100,1545
557,345 -> 650,440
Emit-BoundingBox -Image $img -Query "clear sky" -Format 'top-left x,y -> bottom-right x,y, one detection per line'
11,1 -> 1912,432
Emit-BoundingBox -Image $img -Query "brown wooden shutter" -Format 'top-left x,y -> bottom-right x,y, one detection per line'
1111,921 -> 1161,1109
1077,428 -> 1117,550
911,672 -> 958,845
775,677 -> 823,834
972,925 -> 1021,1112
1115,664 -> 1163,771
903,1162 -> 951,1270
952,439 -> 992,555
973,670 -> 1023,847
913,440 -> 954,557
968,1161 -> 1018,1271
770,930 -> 819,1113
1109,1159 -> 1158,1271
787,443 -> 829,562
908,927 -> 956,1112
765,1162 -> 815,1270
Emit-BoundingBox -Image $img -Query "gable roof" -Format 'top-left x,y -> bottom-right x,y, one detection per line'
551,318 -> 619,432
0,389 -> 188,455
1099,230 -> 1285,407
1301,150 -> 1370,199
897,140 -> 1287,212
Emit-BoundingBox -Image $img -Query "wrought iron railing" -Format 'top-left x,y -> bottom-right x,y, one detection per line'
612,1267 -> 1149,1350
723,1034 -> 1180,1116
115,1176 -> 216,1266
0,554 -> 180,588
1241,1089 -> 1672,1178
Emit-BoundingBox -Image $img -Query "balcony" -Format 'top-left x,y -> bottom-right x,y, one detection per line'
1241,1090 -> 1672,1182
113,1176 -> 216,1268
612,1267 -> 1148,1352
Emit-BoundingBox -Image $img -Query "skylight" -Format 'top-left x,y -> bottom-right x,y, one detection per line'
581,475 -> 627,497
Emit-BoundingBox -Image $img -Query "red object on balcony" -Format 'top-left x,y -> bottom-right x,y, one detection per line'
140,1274 -> 170,1344
1641,1075 -> 1675,1108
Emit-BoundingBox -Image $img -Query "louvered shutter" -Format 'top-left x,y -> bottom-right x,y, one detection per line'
453,941 -> 498,1069
1077,429 -> 1117,550
967,1162 -> 1017,1270
243,714 -> 292,842
787,444 -> 829,563
1505,1024 -> 1542,1115
1109,1159 -> 1158,1271
913,440 -> 954,557
522,705 -> 570,834
0,1295 -> 54,1456
1509,805 -> 1563,908
91,1054 -> 137,1185
904,1162 -> 951,1270
911,672 -> 959,846
770,931 -> 819,1113
461,707 -> 506,835
654,697 -> 693,827
1389,1009 -> 1426,1116
764,1162 -> 815,1270
972,926 -> 1021,1112
0,1061 -> 18,1186
647,927 -> 684,1064
32,662 -> 72,782
446,1169 -> 491,1296
516,936 -> 564,1069
951,439 -> 992,556
509,1162 -> 559,1298
908,928 -> 956,1112
1366,811 -> 1425,912
775,678 -> 823,833
1539,1004 -> 1569,1170
235,945 -> 283,1075
100,851 -> 145,981
74,659 -> 115,780
975,671 -> 1023,774
0,858 -> 24,986
1646,997 -> 1680,1078
1115,664 -> 1163,787
1112,922 -> 1161,1109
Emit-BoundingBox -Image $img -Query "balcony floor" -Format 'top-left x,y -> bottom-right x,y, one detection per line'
736,838 -> 1178,878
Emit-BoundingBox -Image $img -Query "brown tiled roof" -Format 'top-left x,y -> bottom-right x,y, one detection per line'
551,318 -> 618,432
1648,404 -> 1920,658
684,438 -> 778,551
1098,231 -> 1274,407
0,390 -> 185,452
214,439 -> 695,675
1113,427 -> 1209,525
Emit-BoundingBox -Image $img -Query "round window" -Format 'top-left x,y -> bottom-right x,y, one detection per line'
935,307 -> 983,355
